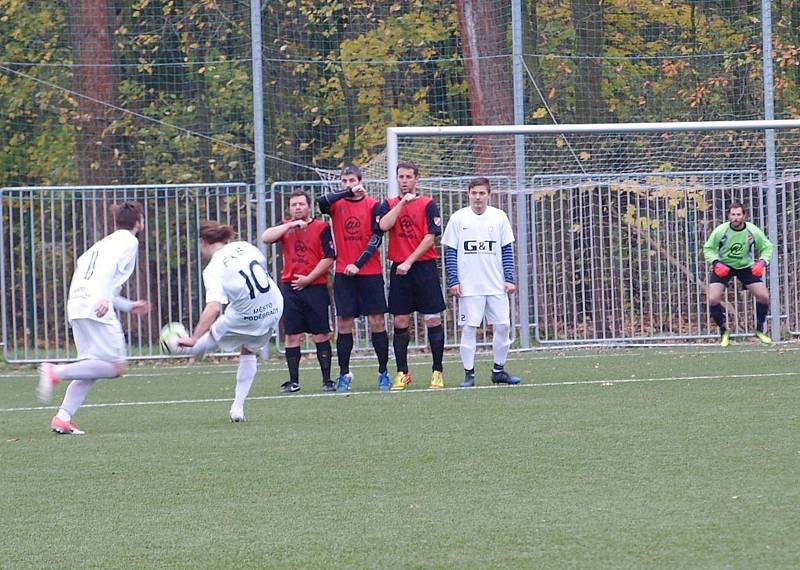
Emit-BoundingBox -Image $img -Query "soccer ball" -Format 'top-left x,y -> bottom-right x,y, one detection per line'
159,322 -> 188,354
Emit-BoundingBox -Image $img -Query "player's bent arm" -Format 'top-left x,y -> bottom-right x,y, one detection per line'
317,188 -> 354,214
302,257 -> 335,284
261,222 -> 296,244
751,224 -> 774,263
112,295 -> 134,312
403,233 -> 436,267
444,245 -> 459,287
190,301 -> 221,341
112,298 -> 151,316
378,200 -> 404,231
354,232 -> 383,269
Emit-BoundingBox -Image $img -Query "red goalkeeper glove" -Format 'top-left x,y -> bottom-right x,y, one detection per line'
751,259 -> 766,277
713,261 -> 730,278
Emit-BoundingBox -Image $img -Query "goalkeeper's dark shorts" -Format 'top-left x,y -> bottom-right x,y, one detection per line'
710,266 -> 763,287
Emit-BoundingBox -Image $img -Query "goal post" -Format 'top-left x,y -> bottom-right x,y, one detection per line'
387,119 -> 800,346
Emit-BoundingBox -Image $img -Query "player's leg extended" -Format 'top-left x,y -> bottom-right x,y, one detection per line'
746,281 -> 772,343
50,360 -> 127,435
186,331 -> 220,358
230,349 -> 257,422
43,319 -> 127,434
707,281 -> 729,346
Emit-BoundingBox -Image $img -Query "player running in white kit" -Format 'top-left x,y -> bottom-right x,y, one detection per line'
37,202 -> 151,435
178,221 -> 283,422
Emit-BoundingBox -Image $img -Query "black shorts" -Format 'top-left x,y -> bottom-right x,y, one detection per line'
709,266 -> 763,287
333,273 -> 387,318
280,283 -> 331,335
388,259 -> 446,316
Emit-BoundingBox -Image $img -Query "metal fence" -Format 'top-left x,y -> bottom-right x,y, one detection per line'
528,170 -> 799,343
4,172 -> 798,363
1,178 -> 512,363
779,169 -> 800,336
1,183 -> 256,363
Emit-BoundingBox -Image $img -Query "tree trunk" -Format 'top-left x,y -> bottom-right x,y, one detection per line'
455,0 -> 514,175
571,0 -> 607,123
68,0 -> 124,187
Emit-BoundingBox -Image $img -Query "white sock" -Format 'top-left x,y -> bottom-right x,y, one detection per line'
58,379 -> 97,418
189,332 -> 218,359
55,359 -> 117,380
233,354 -> 257,411
492,323 -> 512,367
459,325 -> 477,371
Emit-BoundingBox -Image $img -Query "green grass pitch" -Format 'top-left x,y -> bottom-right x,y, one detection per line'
1,345 -> 799,568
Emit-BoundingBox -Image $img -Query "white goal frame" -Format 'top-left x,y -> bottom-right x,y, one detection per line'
387,119 -> 800,346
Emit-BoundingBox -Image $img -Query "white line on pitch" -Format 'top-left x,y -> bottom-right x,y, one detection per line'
1,370 -> 798,413
0,344 -> 793,380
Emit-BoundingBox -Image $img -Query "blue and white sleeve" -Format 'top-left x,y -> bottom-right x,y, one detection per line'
501,243 -> 515,284
445,246 -> 459,287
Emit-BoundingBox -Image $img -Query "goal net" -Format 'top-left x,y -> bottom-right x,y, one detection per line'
388,121 -> 800,346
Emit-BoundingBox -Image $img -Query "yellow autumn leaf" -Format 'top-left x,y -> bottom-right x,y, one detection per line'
531,107 -> 547,119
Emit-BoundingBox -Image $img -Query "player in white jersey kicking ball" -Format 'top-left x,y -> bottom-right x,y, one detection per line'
37,202 -> 151,435
442,177 -> 521,388
177,221 -> 283,422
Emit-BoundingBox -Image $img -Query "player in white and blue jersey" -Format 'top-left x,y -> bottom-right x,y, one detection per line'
441,177 -> 521,388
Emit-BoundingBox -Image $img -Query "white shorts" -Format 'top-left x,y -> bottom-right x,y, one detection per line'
457,294 -> 510,327
210,315 -> 280,353
210,330 -> 274,353
70,318 -> 127,362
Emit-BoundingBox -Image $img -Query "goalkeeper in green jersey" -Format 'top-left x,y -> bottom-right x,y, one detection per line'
702,202 -> 773,347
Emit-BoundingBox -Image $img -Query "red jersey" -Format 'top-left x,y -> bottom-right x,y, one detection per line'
379,195 -> 441,263
328,196 -> 382,275
278,219 -> 334,285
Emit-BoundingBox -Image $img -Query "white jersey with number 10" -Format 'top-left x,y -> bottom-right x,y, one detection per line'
203,241 -> 281,336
